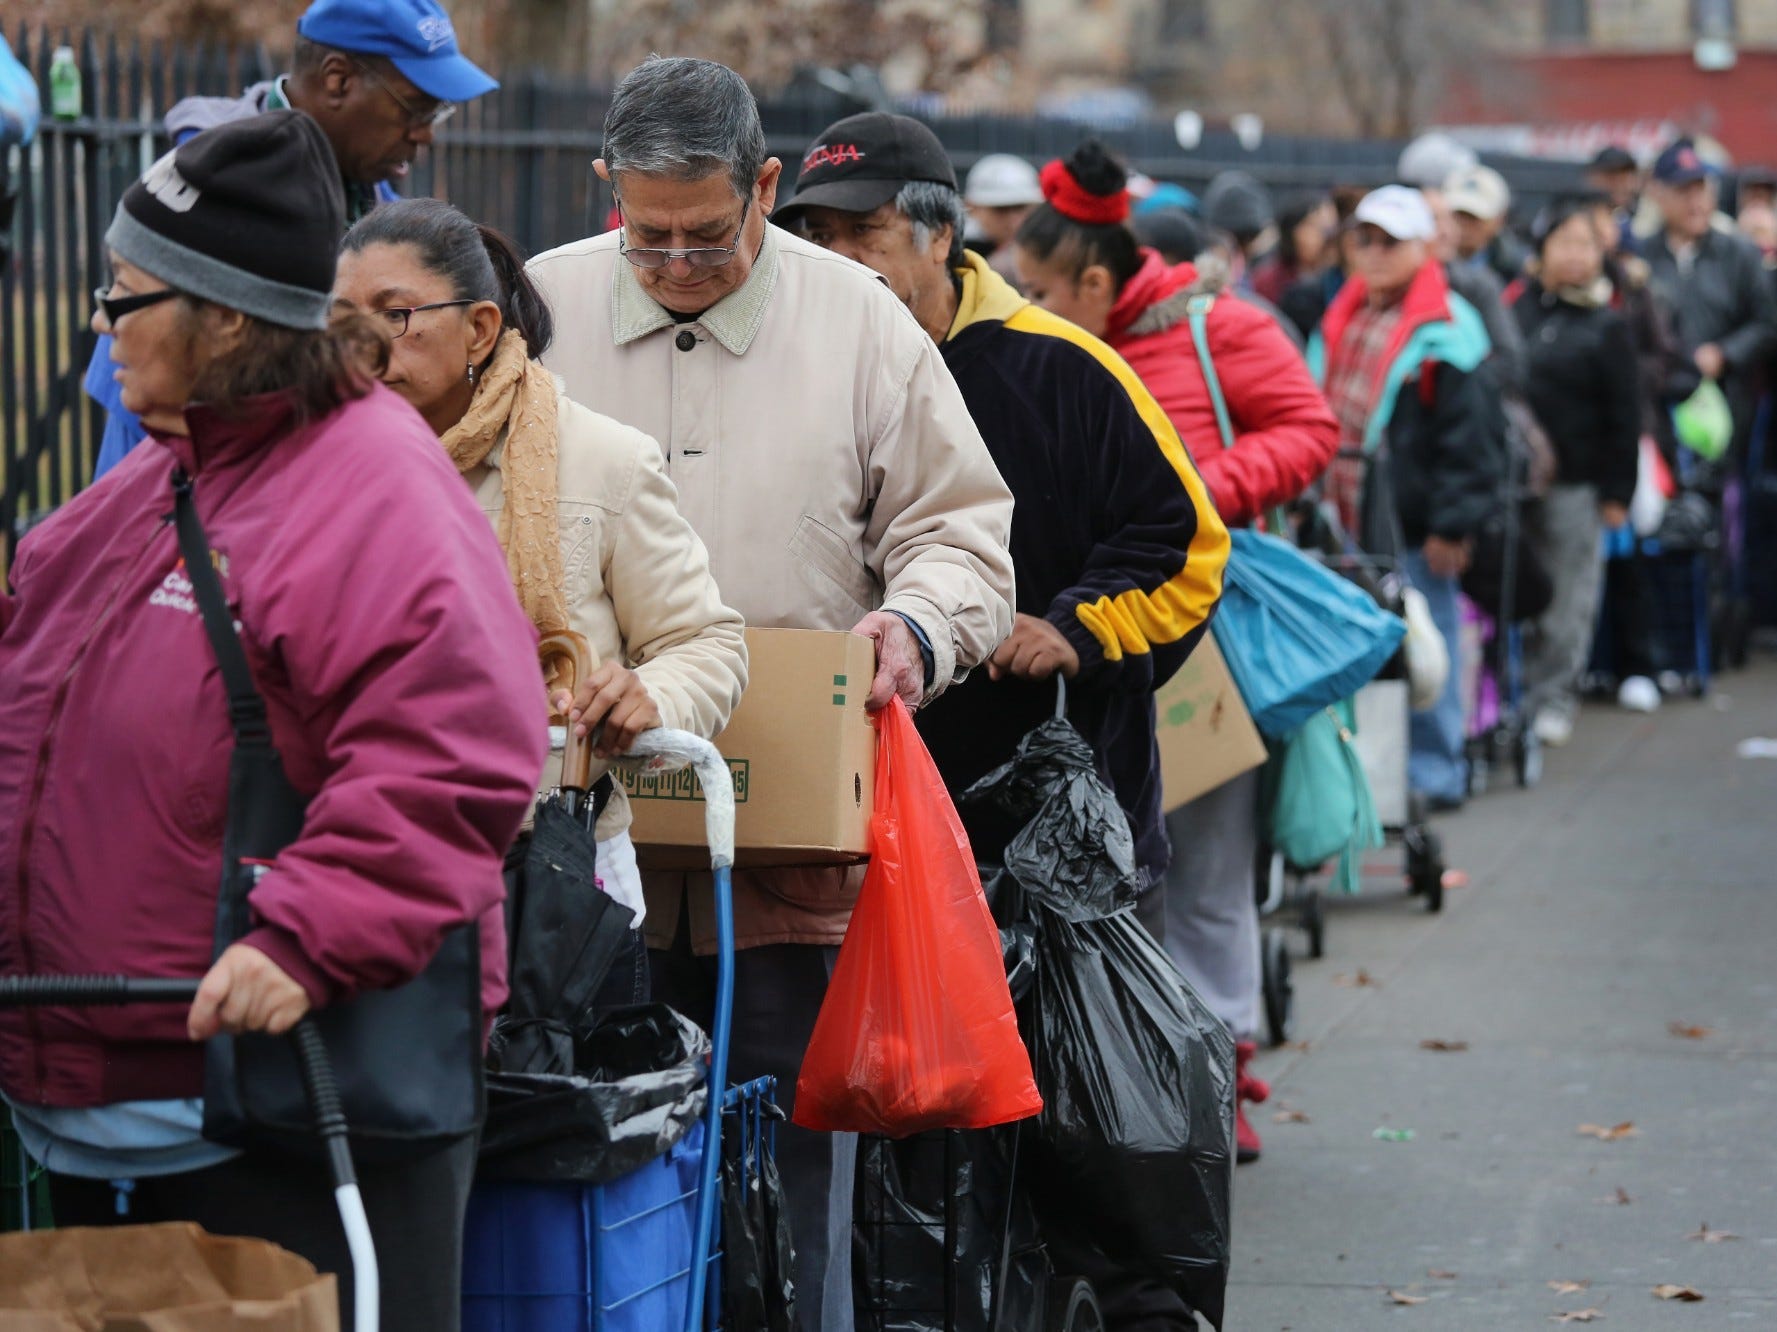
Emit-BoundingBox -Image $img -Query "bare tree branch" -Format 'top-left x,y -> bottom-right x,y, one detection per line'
1319,2 -> 1380,138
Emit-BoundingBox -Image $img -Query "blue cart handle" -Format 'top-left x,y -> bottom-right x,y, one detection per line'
616,729 -> 736,1331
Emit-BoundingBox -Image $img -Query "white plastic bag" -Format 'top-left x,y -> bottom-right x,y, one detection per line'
1630,436 -> 1671,538
1401,586 -> 1450,712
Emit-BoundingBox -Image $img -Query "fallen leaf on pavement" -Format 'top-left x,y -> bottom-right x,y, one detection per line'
1686,1223 -> 1740,1243
1420,1039 -> 1470,1052
1282,1040 -> 1314,1053
1668,1022 -> 1714,1040
1597,1187 -> 1633,1205
1548,1280 -> 1591,1294
1551,1311 -> 1604,1324
1273,1108 -> 1311,1124
1386,1290 -> 1428,1305
1428,1269 -> 1458,1280
1335,969 -> 1380,988
1576,1122 -> 1639,1141
1652,1285 -> 1704,1302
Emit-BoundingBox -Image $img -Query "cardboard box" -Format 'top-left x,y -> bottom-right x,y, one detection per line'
622,627 -> 877,869
1154,631 -> 1268,812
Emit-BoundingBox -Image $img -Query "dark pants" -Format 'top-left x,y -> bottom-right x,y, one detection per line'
49,1136 -> 477,1332
651,912 -> 853,1332
1600,546 -> 1662,680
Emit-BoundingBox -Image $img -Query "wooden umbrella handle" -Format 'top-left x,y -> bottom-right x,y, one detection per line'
538,629 -> 600,792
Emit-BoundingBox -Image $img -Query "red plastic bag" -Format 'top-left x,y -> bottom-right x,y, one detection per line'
792,698 -> 1042,1137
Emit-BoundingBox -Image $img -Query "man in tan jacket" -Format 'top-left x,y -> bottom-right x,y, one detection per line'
529,57 -> 1015,1331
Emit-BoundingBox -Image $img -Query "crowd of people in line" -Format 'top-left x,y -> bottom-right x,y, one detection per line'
4,1 -> 1776,1329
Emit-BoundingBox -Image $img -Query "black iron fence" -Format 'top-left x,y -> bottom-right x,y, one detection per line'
2,25 -> 1584,572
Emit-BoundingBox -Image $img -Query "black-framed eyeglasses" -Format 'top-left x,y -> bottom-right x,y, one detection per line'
618,199 -> 752,270
370,300 -> 475,338
353,60 -> 455,130
93,285 -> 179,325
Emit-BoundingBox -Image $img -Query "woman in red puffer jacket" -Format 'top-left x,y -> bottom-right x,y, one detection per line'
1015,141 -> 1339,1166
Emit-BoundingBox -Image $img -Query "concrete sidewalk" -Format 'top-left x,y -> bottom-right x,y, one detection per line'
1222,662 -> 1777,1330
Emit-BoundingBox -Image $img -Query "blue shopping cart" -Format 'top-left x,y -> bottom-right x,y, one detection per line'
461,728 -> 773,1332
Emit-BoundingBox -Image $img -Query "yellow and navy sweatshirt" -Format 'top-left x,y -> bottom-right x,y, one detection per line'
917,254 -> 1230,887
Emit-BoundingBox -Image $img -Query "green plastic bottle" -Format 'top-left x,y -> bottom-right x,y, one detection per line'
49,46 -> 81,121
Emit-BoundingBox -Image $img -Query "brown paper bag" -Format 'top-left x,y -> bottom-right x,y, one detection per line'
0,1222 -> 338,1331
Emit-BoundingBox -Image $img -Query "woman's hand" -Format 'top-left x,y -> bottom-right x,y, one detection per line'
1599,501 -> 1630,531
552,662 -> 662,758
188,944 -> 311,1041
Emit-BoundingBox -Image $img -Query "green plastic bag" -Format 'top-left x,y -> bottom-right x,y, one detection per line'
1263,700 -> 1382,895
1674,380 -> 1733,462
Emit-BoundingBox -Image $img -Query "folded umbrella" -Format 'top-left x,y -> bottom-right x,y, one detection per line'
494,630 -> 635,1075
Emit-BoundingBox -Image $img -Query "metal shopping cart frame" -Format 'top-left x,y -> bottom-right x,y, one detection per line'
1252,516 -> 1448,1045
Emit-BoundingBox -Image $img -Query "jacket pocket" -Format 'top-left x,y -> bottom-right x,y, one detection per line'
788,514 -> 877,618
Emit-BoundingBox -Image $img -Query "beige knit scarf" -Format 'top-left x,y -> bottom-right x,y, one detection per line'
440,329 -> 568,637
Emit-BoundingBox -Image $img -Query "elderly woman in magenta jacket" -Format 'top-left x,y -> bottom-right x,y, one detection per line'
1016,140 -> 1340,1167
0,114 -> 544,1332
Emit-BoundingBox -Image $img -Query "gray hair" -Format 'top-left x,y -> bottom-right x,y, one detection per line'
603,57 -> 767,200
896,180 -> 966,266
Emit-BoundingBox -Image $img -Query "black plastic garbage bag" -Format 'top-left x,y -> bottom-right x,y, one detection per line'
960,720 -> 1145,923
497,796 -> 635,1075
980,869 -> 1038,1005
477,1003 -> 708,1185
853,1128 -> 1046,1332
1657,490 -> 1720,554
1022,905 -> 1235,1329
722,1100 -> 797,1332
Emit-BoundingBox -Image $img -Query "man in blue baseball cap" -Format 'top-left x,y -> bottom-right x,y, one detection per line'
87,0 -> 496,480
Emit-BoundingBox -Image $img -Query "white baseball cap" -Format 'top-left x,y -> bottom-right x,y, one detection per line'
1397,132 -> 1477,188
1443,164 -> 1511,221
1353,185 -> 1438,242
964,154 -> 1044,208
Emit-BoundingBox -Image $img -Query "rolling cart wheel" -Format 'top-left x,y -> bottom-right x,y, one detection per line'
1468,751 -> 1490,798
1301,888 -> 1326,960
1721,596 -> 1750,671
1262,928 -> 1294,1046
1406,826 -> 1445,913
1514,728 -> 1542,789
1044,1277 -> 1107,1332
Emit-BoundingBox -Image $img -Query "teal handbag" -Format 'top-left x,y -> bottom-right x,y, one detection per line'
1263,700 -> 1382,895
1187,296 -> 1405,739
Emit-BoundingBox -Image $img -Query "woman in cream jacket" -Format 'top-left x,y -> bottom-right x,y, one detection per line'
336,198 -> 747,1005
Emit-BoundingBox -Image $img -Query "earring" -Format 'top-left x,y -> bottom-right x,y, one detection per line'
466,363 -> 476,385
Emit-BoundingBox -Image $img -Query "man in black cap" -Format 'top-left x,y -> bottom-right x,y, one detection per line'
1643,138 -> 1777,462
779,114 -> 1230,1327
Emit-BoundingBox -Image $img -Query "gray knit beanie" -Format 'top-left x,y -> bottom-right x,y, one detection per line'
106,110 -> 344,330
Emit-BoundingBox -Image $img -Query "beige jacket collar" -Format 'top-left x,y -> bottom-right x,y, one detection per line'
611,223 -> 782,355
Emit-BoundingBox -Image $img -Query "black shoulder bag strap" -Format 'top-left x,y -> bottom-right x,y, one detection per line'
172,469 -> 270,746
172,467 -> 305,949
172,467 -> 484,1162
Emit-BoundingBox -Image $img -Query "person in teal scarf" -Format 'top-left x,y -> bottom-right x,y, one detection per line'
1308,186 -> 1506,808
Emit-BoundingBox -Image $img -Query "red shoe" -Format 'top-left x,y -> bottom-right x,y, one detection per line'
1235,1040 -> 1269,1164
